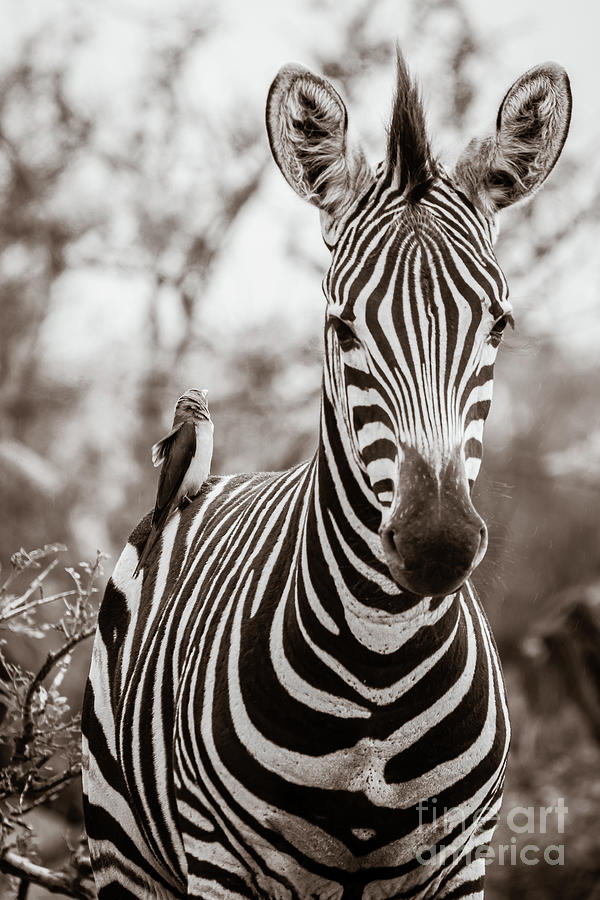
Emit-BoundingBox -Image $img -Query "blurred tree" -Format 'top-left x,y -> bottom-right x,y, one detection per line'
0,31 -> 99,558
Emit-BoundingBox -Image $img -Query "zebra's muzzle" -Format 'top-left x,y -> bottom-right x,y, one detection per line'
379,450 -> 488,597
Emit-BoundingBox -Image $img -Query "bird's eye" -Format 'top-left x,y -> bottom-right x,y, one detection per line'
331,317 -> 360,352
488,313 -> 514,348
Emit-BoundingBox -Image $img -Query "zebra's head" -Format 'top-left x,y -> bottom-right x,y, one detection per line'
266,53 -> 571,598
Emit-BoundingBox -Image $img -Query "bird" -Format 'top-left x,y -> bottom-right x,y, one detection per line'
133,389 -> 214,579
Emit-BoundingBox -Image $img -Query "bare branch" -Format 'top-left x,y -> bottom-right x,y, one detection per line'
0,546 -> 66,601
16,768 -> 81,815
12,626 -> 95,762
0,591 -> 79,625
0,849 -> 95,899
14,560 -> 60,609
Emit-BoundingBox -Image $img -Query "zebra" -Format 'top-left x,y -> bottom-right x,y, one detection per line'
82,52 -> 571,899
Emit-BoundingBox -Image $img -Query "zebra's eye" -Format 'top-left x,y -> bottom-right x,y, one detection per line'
488,313 -> 514,348
331,318 -> 360,352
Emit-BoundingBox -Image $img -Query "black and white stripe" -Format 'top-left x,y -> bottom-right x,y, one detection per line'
83,52 -> 571,899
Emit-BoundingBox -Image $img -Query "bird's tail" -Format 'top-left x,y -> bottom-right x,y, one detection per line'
133,524 -> 160,579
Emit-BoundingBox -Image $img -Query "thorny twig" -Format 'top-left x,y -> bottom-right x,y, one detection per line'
0,546 -> 66,609
0,591 -> 79,625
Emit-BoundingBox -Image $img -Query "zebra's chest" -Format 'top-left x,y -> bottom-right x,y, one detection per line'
175,643 -> 507,898
183,727 -> 503,900
166,567 -> 508,893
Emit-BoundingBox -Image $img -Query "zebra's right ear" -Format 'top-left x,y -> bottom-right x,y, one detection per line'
266,64 -> 374,245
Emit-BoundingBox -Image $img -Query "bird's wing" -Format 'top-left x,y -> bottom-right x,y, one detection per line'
151,423 -> 185,467
153,420 -> 197,517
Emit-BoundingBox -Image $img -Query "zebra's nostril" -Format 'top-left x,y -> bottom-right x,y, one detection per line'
381,516 -> 487,596
474,522 -> 488,567
380,527 -> 393,551
381,527 -> 406,569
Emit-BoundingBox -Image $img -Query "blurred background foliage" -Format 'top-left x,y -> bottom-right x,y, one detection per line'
0,0 -> 599,896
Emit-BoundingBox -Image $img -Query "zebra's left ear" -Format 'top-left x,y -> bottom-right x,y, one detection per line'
454,63 -> 572,219
266,64 -> 374,245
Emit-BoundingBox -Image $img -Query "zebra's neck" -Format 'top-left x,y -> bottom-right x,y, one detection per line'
294,390 -> 459,667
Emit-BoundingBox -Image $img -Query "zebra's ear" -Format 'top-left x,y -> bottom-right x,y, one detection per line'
454,63 -> 571,218
266,64 -> 374,245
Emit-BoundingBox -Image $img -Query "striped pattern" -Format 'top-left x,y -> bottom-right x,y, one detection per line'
80,53 -> 571,899
323,171 -> 510,503
83,457 -> 509,899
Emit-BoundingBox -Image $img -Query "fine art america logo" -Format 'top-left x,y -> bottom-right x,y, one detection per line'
416,799 -> 567,867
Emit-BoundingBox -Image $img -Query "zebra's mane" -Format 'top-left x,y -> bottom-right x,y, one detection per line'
387,51 -> 438,203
